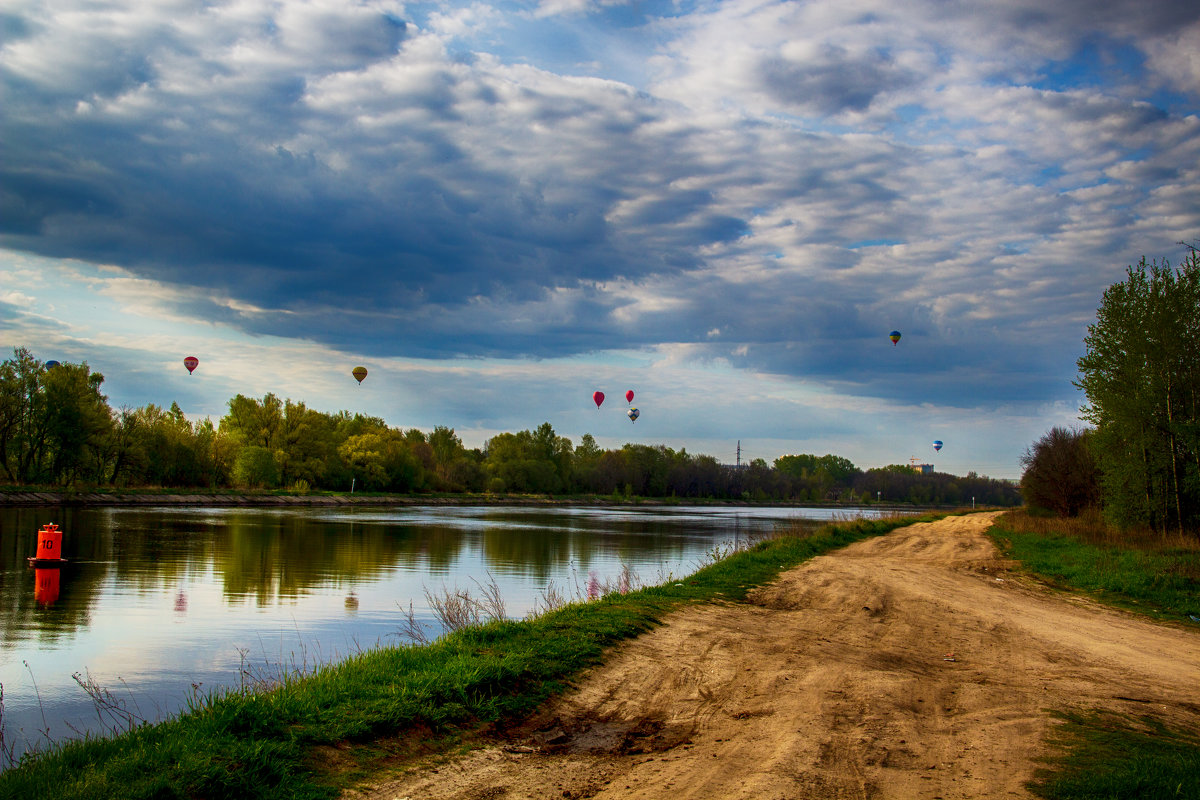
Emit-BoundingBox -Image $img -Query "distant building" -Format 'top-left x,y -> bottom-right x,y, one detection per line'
908,458 -> 934,475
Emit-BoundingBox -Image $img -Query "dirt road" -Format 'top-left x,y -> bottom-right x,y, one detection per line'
349,512 -> 1200,800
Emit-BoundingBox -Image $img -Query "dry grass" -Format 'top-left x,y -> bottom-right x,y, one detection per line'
1000,508 -> 1200,553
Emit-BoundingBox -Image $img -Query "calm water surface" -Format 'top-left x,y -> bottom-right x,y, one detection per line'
0,503 -> 889,761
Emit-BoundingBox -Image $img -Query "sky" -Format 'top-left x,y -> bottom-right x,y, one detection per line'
2,0 -> 1198,480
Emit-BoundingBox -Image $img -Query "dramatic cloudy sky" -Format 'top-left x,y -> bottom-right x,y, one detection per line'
3,0 -> 1199,478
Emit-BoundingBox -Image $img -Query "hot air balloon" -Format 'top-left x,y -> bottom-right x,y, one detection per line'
933,440 -> 943,452
592,391 -> 605,409
352,366 -> 368,384
45,360 -> 60,369
889,330 -> 902,346
183,356 -> 199,374
627,407 -> 639,423
625,390 -> 635,404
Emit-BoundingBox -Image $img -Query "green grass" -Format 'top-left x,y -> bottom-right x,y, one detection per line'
1030,711 -> 1200,800
0,513 -> 942,800
987,510 -> 1200,624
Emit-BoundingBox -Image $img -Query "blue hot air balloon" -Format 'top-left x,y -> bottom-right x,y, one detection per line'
933,440 -> 943,452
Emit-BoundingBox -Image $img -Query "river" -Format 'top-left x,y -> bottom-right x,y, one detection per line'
0,503 -> 892,764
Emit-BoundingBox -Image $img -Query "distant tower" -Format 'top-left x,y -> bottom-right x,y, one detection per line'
737,440 -> 741,468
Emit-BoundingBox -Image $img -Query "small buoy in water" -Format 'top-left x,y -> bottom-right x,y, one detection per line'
28,523 -> 66,567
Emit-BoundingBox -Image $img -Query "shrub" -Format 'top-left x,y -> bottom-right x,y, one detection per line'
1020,427 -> 1101,517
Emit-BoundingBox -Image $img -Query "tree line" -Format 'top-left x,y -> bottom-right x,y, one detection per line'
1021,247 -> 1200,535
0,346 -> 1018,505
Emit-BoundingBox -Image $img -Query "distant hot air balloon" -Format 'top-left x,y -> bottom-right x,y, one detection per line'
889,330 -> 902,346
625,390 -> 635,404
183,356 -> 199,374
933,440 -> 943,452
352,366 -> 368,384
593,391 -> 605,409
44,360 -> 60,369
627,407 -> 640,423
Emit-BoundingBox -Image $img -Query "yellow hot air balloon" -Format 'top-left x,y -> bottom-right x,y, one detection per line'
352,366 -> 368,384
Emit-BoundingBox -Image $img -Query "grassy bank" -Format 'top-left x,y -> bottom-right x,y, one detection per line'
987,509 -> 1200,799
0,512 -> 942,800
1030,711 -> 1200,800
987,509 -> 1200,624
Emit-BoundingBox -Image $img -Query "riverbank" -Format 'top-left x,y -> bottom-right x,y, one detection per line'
347,511 -> 1200,800
0,513 -> 937,799
0,488 -> 934,511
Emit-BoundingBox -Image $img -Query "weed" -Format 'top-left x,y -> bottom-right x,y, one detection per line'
69,670 -> 149,737
1029,711 -> 1200,799
529,580 -> 568,618
0,685 -> 13,771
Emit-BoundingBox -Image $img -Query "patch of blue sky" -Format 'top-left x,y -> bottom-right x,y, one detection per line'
892,104 -> 924,124
762,111 -> 864,138
1146,86 -> 1200,116
407,1 -> 665,87
1032,164 -> 1065,187
1027,37 -> 1146,93
845,239 -> 904,250
1000,241 -> 1034,255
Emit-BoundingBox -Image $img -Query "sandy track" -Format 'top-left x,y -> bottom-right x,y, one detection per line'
348,512 -> 1200,800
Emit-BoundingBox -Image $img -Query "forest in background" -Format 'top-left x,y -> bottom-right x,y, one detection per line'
0,347 -> 1018,507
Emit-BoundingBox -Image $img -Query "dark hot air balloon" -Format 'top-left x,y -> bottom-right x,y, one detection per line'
593,391 -> 605,409
889,330 -> 902,346
933,440 -> 943,452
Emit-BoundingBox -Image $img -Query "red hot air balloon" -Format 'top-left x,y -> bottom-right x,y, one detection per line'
183,356 -> 199,374
625,390 -> 635,404
592,391 -> 605,409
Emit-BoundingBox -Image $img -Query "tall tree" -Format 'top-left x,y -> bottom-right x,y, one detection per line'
1076,250 -> 1200,534
0,349 -> 111,484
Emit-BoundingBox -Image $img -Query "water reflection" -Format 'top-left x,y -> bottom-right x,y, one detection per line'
33,569 -> 60,606
0,503 -> 887,763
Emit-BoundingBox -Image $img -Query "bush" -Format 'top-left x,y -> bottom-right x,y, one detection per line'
1020,427 -> 1101,517
231,446 -> 280,489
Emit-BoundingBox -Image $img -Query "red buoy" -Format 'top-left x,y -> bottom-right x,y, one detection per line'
28,523 -> 66,566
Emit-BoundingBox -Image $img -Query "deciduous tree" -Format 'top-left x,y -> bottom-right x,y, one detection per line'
1076,250 -> 1200,534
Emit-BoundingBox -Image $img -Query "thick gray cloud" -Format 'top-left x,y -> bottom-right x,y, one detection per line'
2,0 -> 1198,410
760,45 -> 918,113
